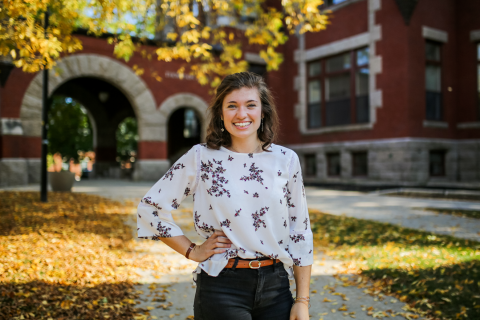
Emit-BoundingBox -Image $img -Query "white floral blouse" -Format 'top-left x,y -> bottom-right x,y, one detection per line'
137,143 -> 314,282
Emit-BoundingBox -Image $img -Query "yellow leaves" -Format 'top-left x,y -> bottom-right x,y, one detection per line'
167,33 -> 178,41
60,300 -> 73,309
113,34 -> 135,62
0,0 -> 330,86
132,65 -> 144,76
338,304 -> 348,311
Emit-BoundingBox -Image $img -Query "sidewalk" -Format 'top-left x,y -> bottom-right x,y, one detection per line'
6,180 -> 479,241
304,187 -> 480,241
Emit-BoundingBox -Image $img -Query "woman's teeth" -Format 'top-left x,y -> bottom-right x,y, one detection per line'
234,122 -> 251,127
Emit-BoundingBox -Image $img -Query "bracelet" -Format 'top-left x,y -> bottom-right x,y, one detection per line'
185,243 -> 196,259
294,300 -> 311,309
294,296 -> 310,301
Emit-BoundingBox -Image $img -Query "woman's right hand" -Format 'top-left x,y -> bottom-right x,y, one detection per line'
189,230 -> 233,262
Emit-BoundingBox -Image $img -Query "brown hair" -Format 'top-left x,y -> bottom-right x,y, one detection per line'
205,72 -> 279,151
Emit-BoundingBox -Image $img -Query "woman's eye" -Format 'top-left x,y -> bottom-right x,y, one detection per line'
228,105 -> 236,108
248,104 -> 256,108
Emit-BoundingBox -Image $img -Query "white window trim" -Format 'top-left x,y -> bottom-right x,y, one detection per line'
422,26 -> 448,43
295,32 -> 370,63
423,120 -> 449,129
457,122 -> 480,129
245,53 -> 266,65
294,0 -> 382,135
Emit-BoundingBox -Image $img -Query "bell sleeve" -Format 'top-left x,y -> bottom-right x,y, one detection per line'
137,145 -> 199,240
286,152 -> 314,267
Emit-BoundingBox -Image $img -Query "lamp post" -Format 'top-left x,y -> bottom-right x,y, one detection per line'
40,8 -> 49,202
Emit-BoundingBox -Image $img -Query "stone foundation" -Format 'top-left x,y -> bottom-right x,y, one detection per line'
27,159 -> 41,183
133,160 -> 171,181
289,138 -> 480,188
0,159 -> 28,187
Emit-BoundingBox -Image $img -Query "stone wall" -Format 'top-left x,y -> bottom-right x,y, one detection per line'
290,138 -> 480,187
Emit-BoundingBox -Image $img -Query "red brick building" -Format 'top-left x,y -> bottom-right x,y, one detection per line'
1,0 -> 480,188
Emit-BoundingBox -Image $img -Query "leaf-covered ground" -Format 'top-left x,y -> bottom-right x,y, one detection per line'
417,207 -> 480,220
309,209 -> 480,320
0,191 -> 169,320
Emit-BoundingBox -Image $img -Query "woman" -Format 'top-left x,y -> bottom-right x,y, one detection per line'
137,72 -> 313,320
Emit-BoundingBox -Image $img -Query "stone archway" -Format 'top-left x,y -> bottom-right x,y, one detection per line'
158,93 -> 209,142
18,54 -> 169,181
19,54 -> 160,142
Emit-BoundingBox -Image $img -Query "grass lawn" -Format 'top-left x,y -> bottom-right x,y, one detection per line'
0,191 -> 162,320
309,209 -> 480,320
381,192 -> 480,203
416,207 -> 480,220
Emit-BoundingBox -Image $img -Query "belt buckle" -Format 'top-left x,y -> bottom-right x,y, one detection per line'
249,260 -> 261,269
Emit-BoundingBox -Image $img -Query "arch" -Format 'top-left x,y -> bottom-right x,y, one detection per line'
19,54 -> 160,142
158,93 -> 209,141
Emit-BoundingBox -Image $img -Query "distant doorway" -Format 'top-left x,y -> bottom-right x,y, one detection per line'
168,108 -> 201,164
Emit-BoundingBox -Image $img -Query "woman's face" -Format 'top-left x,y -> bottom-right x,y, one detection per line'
221,87 -> 262,142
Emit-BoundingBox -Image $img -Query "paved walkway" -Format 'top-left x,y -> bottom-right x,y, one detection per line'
5,179 -> 480,319
304,187 -> 480,242
6,180 -> 480,241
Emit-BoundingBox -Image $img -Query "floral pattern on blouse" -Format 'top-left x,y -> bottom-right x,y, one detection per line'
136,143 -> 314,283
163,163 -> 185,181
240,163 -> 264,185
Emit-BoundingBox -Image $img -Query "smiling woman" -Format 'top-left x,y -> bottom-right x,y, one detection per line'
137,72 -> 314,320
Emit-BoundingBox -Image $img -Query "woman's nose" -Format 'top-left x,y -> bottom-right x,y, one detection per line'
236,105 -> 247,118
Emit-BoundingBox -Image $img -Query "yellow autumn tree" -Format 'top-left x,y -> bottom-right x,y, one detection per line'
0,0 -> 329,86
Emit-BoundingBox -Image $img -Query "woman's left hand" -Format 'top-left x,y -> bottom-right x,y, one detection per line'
289,302 -> 309,320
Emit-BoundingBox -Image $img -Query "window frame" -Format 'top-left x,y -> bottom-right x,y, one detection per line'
425,40 -> 443,121
429,150 -> 446,177
322,0 -> 350,8
352,151 -> 368,177
307,47 -> 369,129
304,153 -> 317,177
326,152 -> 341,177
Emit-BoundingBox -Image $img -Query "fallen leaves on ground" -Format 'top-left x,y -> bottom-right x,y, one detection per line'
309,209 -> 480,320
418,207 -> 480,220
0,191 -> 167,319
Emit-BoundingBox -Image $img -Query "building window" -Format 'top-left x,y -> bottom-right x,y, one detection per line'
307,47 -> 369,128
304,154 -> 317,177
324,0 -> 349,6
429,150 -> 446,177
326,153 -> 341,177
183,109 -> 199,138
477,43 -> 480,120
307,62 -> 322,128
248,63 -> 267,79
425,41 -> 442,120
352,151 -> 368,177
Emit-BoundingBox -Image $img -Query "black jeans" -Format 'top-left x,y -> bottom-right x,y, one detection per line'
194,260 -> 294,320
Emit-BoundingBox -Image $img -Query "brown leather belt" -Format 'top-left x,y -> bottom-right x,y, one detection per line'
224,258 -> 281,269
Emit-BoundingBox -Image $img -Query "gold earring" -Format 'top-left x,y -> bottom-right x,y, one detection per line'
221,121 -> 224,132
